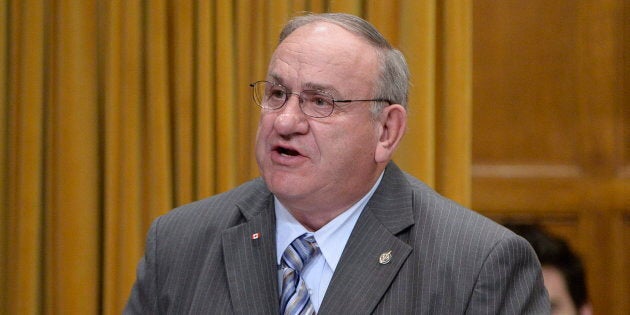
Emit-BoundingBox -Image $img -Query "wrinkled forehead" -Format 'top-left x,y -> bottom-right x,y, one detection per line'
267,22 -> 380,95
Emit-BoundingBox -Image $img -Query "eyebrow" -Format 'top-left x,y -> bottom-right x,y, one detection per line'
268,73 -> 341,97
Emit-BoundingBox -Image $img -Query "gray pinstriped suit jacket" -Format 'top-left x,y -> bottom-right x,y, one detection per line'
125,162 -> 550,314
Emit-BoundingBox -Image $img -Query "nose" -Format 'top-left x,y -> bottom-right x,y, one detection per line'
273,93 -> 309,137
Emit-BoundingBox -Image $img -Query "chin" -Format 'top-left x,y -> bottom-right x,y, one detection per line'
263,172 -> 312,200
265,176 -> 300,195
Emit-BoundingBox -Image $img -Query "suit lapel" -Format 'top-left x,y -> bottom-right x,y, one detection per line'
319,163 -> 415,314
222,194 -> 280,315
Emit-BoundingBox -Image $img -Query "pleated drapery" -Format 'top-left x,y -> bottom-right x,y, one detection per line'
0,1 -> 471,314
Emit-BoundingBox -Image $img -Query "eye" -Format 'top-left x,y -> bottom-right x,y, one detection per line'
268,86 -> 287,101
313,96 -> 328,107
308,92 -> 334,107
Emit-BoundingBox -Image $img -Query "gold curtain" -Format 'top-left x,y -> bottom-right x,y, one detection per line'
0,0 -> 471,314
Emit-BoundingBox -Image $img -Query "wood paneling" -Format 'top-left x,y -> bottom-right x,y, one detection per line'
473,1 -> 628,314
473,1 -> 581,167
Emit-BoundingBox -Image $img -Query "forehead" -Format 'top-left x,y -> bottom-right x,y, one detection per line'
268,22 -> 379,95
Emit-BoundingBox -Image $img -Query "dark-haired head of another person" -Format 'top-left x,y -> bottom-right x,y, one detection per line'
505,223 -> 592,315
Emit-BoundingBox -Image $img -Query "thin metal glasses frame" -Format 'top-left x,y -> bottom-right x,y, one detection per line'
249,80 -> 391,118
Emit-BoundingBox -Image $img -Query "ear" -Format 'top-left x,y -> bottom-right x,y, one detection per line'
374,104 -> 407,163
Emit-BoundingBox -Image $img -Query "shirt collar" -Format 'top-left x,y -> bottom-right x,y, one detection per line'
275,172 -> 384,271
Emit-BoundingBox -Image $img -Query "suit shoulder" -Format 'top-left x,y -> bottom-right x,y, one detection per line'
403,172 -> 514,246
153,177 -> 270,233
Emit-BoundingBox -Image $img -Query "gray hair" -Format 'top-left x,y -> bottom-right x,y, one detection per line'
278,13 -> 410,114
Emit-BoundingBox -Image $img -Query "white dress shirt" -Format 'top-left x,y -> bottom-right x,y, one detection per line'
275,172 -> 384,312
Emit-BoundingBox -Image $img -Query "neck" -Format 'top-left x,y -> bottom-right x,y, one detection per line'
280,168 -> 385,231
287,202 -> 356,231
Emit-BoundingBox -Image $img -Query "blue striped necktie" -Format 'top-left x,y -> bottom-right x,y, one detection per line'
280,234 -> 319,315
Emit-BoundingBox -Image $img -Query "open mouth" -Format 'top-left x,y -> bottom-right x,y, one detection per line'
276,146 -> 300,156
276,146 -> 300,157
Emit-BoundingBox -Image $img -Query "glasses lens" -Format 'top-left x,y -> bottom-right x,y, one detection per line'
252,81 -> 267,106
252,81 -> 286,110
300,90 -> 334,118
266,84 -> 288,109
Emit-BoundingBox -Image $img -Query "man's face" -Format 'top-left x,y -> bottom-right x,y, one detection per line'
543,266 -> 580,315
255,22 -> 383,214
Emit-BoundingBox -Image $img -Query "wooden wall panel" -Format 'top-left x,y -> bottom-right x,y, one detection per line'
624,0 -> 629,181
472,1 -> 628,314
473,1 -> 581,169
621,212 -> 630,311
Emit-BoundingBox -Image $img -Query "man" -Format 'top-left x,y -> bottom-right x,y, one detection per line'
506,224 -> 592,315
125,13 -> 549,314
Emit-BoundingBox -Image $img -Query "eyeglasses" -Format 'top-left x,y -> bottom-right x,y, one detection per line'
249,81 -> 391,118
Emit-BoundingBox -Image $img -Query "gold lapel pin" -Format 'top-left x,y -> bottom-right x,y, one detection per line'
379,250 -> 392,265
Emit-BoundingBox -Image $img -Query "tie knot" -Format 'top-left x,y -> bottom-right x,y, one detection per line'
282,234 -> 319,272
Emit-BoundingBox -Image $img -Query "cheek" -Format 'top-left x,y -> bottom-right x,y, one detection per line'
256,114 -> 274,138
255,115 -> 274,154
318,120 -> 377,160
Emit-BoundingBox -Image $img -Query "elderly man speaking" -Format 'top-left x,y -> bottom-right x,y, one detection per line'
125,13 -> 550,315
